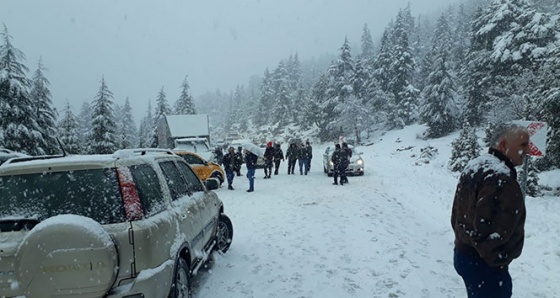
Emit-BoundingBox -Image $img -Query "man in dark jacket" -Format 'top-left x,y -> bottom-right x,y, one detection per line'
221,146 -> 237,190
244,149 -> 258,192
286,143 -> 298,175
263,141 -> 274,179
451,123 -> 530,298
331,143 -> 347,185
303,141 -> 313,175
273,143 -> 284,175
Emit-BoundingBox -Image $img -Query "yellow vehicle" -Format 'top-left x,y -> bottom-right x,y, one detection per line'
173,150 -> 225,186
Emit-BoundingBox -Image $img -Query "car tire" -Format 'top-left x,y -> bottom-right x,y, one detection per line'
211,171 -> 224,185
215,214 -> 234,253
16,215 -> 117,298
168,258 -> 191,298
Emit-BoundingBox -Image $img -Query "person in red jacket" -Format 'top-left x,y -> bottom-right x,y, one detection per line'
451,123 -> 530,298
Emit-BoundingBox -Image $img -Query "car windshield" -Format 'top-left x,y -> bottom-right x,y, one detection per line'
0,168 -> 125,224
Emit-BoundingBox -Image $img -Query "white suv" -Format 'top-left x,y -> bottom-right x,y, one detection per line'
0,148 -> 233,298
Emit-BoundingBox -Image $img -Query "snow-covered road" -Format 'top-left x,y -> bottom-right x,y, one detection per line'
191,125 -> 560,298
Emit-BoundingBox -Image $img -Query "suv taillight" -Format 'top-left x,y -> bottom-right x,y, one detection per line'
117,167 -> 144,220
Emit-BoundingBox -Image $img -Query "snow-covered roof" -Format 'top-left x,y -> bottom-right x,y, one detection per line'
165,115 -> 209,138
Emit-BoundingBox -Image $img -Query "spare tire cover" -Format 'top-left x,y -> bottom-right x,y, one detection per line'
16,214 -> 118,298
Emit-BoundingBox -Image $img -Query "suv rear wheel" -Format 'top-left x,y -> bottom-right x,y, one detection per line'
169,258 -> 190,298
215,214 -> 233,253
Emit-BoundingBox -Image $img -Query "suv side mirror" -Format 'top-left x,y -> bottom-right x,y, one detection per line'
204,178 -> 220,190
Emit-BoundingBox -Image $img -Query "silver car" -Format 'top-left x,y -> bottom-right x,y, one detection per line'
323,145 -> 365,176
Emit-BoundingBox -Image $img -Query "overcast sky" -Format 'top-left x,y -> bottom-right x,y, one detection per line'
1,0 -> 455,121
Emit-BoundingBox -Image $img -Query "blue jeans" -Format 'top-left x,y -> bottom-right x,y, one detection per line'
246,168 -> 255,191
298,159 -> 306,174
454,249 -> 512,298
225,170 -> 235,186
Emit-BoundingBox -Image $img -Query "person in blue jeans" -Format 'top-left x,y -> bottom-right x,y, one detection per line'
451,123 -> 530,298
297,144 -> 307,175
244,149 -> 258,192
221,147 -> 237,190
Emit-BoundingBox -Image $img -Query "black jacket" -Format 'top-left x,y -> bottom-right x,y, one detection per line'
245,151 -> 258,169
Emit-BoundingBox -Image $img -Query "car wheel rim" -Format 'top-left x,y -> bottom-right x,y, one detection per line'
217,222 -> 229,250
176,265 -> 189,297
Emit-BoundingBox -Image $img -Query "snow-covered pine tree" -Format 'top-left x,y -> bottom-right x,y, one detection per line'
77,100 -> 91,151
30,58 -> 59,154
518,156 -> 542,197
0,25 -> 44,155
286,53 -> 302,92
115,98 -> 137,149
373,28 -> 394,94
138,100 -> 154,148
449,121 -> 481,172
388,8 -> 418,127
255,68 -> 274,127
150,86 -> 171,147
532,18 -> 560,167
57,101 -> 82,154
271,61 -> 292,126
462,0 -> 552,127
420,14 -> 460,138
308,74 -> 336,141
360,23 -> 375,63
352,59 -> 370,101
325,37 -> 355,136
87,77 -> 118,154
174,76 -> 197,115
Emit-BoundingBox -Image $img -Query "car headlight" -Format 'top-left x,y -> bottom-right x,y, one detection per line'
329,161 -> 333,166
356,159 -> 363,165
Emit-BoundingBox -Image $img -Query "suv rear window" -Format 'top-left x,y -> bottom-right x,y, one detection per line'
0,169 -> 125,224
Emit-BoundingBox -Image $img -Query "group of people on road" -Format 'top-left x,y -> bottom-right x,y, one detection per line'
285,141 -> 313,175
220,146 -> 246,190
219,140 -> 314,192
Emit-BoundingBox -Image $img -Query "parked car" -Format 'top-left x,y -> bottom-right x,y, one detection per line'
173,150 -> 225,186
0,148 -> 233,298
323,145 -> 365,176
0,148 -> 28,166
173,137 -> 214,162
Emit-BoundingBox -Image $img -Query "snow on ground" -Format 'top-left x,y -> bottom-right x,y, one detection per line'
193,124 -> 560,298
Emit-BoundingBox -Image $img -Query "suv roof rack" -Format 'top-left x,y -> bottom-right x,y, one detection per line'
2,154 -> 65,165
114,148 -> 176,157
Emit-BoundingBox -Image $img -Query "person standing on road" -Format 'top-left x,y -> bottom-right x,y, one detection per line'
235,146 -> 243,176
244,149 -> 258,192
451,123 -> 530,298
340,142 -> 351,184
221,146 -> 237,190
273,143 -> 284,175
304,141 -> 313,175
297,143 -> 308,175
331,143 -> 347,185
263,141 -> 274,179
286,143 -> 298,175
